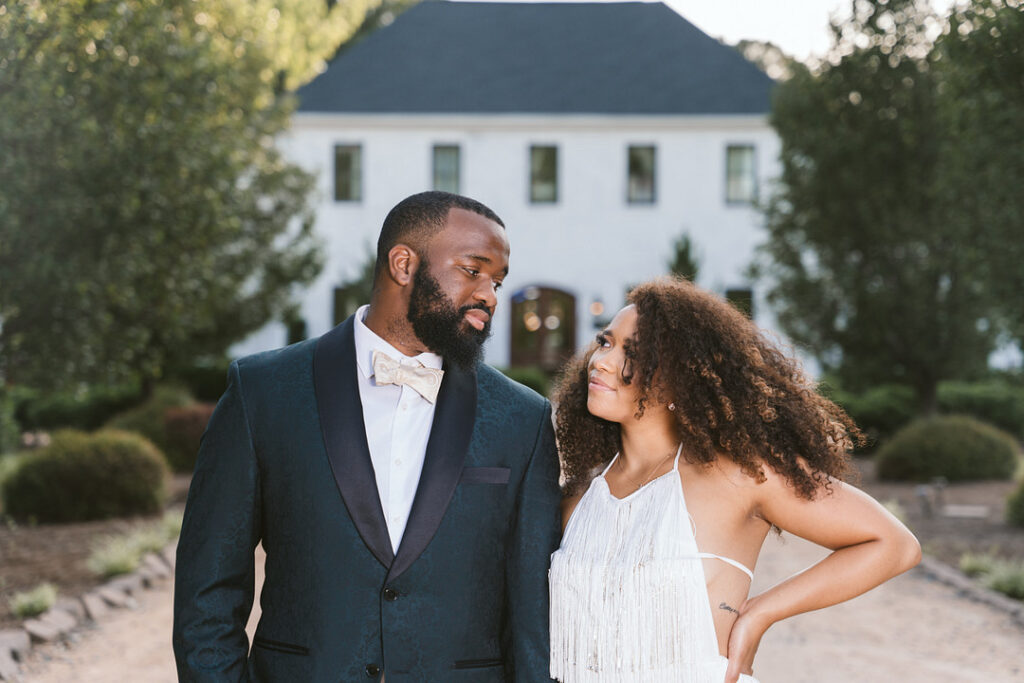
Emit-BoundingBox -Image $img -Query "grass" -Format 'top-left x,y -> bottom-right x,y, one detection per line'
9,582 -> 57,618
958,550 -> 1024,601
86,510 -> 183,578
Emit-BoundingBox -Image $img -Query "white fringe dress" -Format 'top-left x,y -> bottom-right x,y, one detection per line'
549,446 -> 759,683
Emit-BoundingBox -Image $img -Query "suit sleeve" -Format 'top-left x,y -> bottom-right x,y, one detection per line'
507,401 -> 562,682
173,361 -> 262,682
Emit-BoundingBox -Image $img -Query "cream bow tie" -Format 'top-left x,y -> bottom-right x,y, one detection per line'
371,350 -> 444,403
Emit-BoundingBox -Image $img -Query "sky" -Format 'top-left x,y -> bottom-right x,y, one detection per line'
666,0 -> 959,61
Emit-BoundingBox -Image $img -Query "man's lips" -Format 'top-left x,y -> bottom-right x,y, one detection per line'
588,375 -> 614,392
464,309 -> 490,331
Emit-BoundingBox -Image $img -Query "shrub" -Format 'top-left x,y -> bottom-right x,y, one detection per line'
822,383 -> 916,449
14,383 -> 142,432
9,583 -> 57,618
0,385 -> 20,455
1008,479 -> 1024,529
938,381 -> 1024,439
87,511 -> 183,577
875,415 -> 1020,482
1,430 -> 169,522
500,366 -> 551,397
984,560 -> 1024,601
959,552 -> 998,578
162,403 -> 215,472
105,385 -> 192,455
167,360 -> 229,402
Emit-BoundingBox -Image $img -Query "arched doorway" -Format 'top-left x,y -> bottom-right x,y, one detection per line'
509,286 -> 576,372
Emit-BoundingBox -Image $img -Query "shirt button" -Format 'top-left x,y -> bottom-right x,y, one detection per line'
365,663 -> 380,677
394,458 -> 403,466
401,404 -> 409,412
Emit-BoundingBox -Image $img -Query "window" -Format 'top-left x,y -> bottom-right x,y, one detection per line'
334,144 -> 362,201
529,145 -> 558,203
725,145 -> 757,204
627,145 -> 656,203
432,145 -> 460,193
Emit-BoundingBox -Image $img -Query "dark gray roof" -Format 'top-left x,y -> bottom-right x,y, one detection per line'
297,1 -> 774,115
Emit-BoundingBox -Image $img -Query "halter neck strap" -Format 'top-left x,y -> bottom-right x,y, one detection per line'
600,452 -> 620,477
672,442 -> 683,469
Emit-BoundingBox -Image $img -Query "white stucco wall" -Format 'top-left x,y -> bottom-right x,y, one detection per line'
232,113 -> 782,367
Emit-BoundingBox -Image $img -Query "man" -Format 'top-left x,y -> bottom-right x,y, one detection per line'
173,191 -> 561,682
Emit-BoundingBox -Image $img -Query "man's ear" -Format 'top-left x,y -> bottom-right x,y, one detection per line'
387,244 -> 419,287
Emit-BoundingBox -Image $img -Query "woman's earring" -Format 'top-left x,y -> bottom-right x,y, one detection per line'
668,403 -> 676,411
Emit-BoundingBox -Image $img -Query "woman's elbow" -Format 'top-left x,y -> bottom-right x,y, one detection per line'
893,526 -> 922,574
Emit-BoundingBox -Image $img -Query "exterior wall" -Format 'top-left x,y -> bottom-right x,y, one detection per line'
233,114 -> 782,367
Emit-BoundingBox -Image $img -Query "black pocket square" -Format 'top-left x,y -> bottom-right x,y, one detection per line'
458,466 -> 510,484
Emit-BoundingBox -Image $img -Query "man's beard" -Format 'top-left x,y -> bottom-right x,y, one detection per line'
407,264 -> 491,371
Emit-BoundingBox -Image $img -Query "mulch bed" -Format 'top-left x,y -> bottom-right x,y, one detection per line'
0,463 -> 1021,630
0,475 -> 190,630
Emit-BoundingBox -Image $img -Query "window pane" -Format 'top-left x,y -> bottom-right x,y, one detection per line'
628,145 -> 656,203
334,145 -> 362,201
433,145 -> 460,193
530,145 -> 558,203
726,145 -> 756,204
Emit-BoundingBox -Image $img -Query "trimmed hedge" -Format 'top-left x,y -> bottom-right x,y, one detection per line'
105,385 -> 193,455
14,383 -> 142,432
163,403 -> 216,472
825,384 -> 917,448
1008,480 -> 1024,529
875,415 -> 1020,483
499,366 -> 551,397
1,430 -> 168,522
938,381 -> 1024,439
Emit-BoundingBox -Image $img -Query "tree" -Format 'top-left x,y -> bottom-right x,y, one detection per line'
667,233 -> 700,282
753,0 -> 997,412
936,0 -> 1024,344
0,0 -> 378,391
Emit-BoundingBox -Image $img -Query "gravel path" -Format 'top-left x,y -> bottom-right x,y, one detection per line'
19,537 -> 1024,682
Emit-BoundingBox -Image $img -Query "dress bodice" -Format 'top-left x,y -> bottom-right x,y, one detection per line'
549,447 -> 758,683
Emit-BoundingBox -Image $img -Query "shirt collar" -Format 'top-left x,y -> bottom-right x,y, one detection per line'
352,304 -> 444,380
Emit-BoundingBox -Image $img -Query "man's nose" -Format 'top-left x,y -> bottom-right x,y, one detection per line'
474,279 -> 498,311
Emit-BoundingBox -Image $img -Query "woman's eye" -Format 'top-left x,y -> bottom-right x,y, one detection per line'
595,334 -> 610,347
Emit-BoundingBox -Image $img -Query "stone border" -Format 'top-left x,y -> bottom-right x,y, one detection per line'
0,542 -> 176,682
916,555 -> 1024,627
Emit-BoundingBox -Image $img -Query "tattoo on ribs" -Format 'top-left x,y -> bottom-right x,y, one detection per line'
718,602 -> 740,615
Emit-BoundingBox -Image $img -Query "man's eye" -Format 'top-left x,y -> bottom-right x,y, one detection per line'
493,281 -> 503,291
463,267 -> 479,277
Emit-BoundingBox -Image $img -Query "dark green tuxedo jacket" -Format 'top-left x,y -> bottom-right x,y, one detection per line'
172,317 -> 561,682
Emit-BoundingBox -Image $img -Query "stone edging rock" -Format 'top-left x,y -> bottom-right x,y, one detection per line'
0,542 -> 177,682
916,555 -> 1024,627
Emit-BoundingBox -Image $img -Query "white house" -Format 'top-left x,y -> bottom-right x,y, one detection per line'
235,0 -> 781,371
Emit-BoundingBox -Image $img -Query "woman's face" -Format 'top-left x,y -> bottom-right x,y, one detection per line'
586,305 -> 644,423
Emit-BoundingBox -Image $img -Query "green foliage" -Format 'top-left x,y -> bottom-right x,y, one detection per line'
875,415 -> 1020,482
754,0 -> 1024,410
1008,479 -> 1024,529
499,367 -> 551,397
333,247 -> 377,326
1,430 -> 169,522
9,583 -> 57,619
162,403 -> 216,472
667,234 -> 700,282
14,384 -> 142,432
0,385 -> 19,455
0,0 -> 388,390
87,511 -> 182,577
166,360 -> 228,403
822,383 -> 917,448
983,560 -> 1024,600
959,551 -> 998,578
105,385 -> 192,455
938,381 -> 1024,439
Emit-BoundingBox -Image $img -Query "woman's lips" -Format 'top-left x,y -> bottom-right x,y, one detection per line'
588,376 -> 614,392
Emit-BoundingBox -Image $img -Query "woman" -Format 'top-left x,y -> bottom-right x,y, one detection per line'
549,277 -> 920,683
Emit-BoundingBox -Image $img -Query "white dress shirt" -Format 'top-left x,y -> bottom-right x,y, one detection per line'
352,305 -> 443,554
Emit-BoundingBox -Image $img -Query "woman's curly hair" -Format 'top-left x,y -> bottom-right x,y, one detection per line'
553,276 -> 861,498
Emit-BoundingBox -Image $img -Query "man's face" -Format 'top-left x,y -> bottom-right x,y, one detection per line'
406,208 -> 510,370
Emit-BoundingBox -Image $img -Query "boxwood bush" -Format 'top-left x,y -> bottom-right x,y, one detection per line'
163,403 -> 216,472
875,415 -> 1020,482
14,383 -> 142,432
822,383 -> 917,449
938,381 -> 1024,439
1008,479 -> 1024,529
1,429 -> 168,522
105,385 -> 192,455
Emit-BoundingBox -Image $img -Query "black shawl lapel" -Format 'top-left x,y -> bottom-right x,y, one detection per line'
313,317 -> 395,569
388,360 -> 477,580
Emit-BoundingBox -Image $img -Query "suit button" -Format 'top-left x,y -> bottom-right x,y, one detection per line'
383,587 -> 398,602
364,663 -> 380,677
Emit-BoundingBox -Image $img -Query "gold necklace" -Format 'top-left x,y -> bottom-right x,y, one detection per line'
618,449 -> 677,491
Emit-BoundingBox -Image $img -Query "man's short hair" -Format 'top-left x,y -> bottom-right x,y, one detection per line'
374,191 -> 505,280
